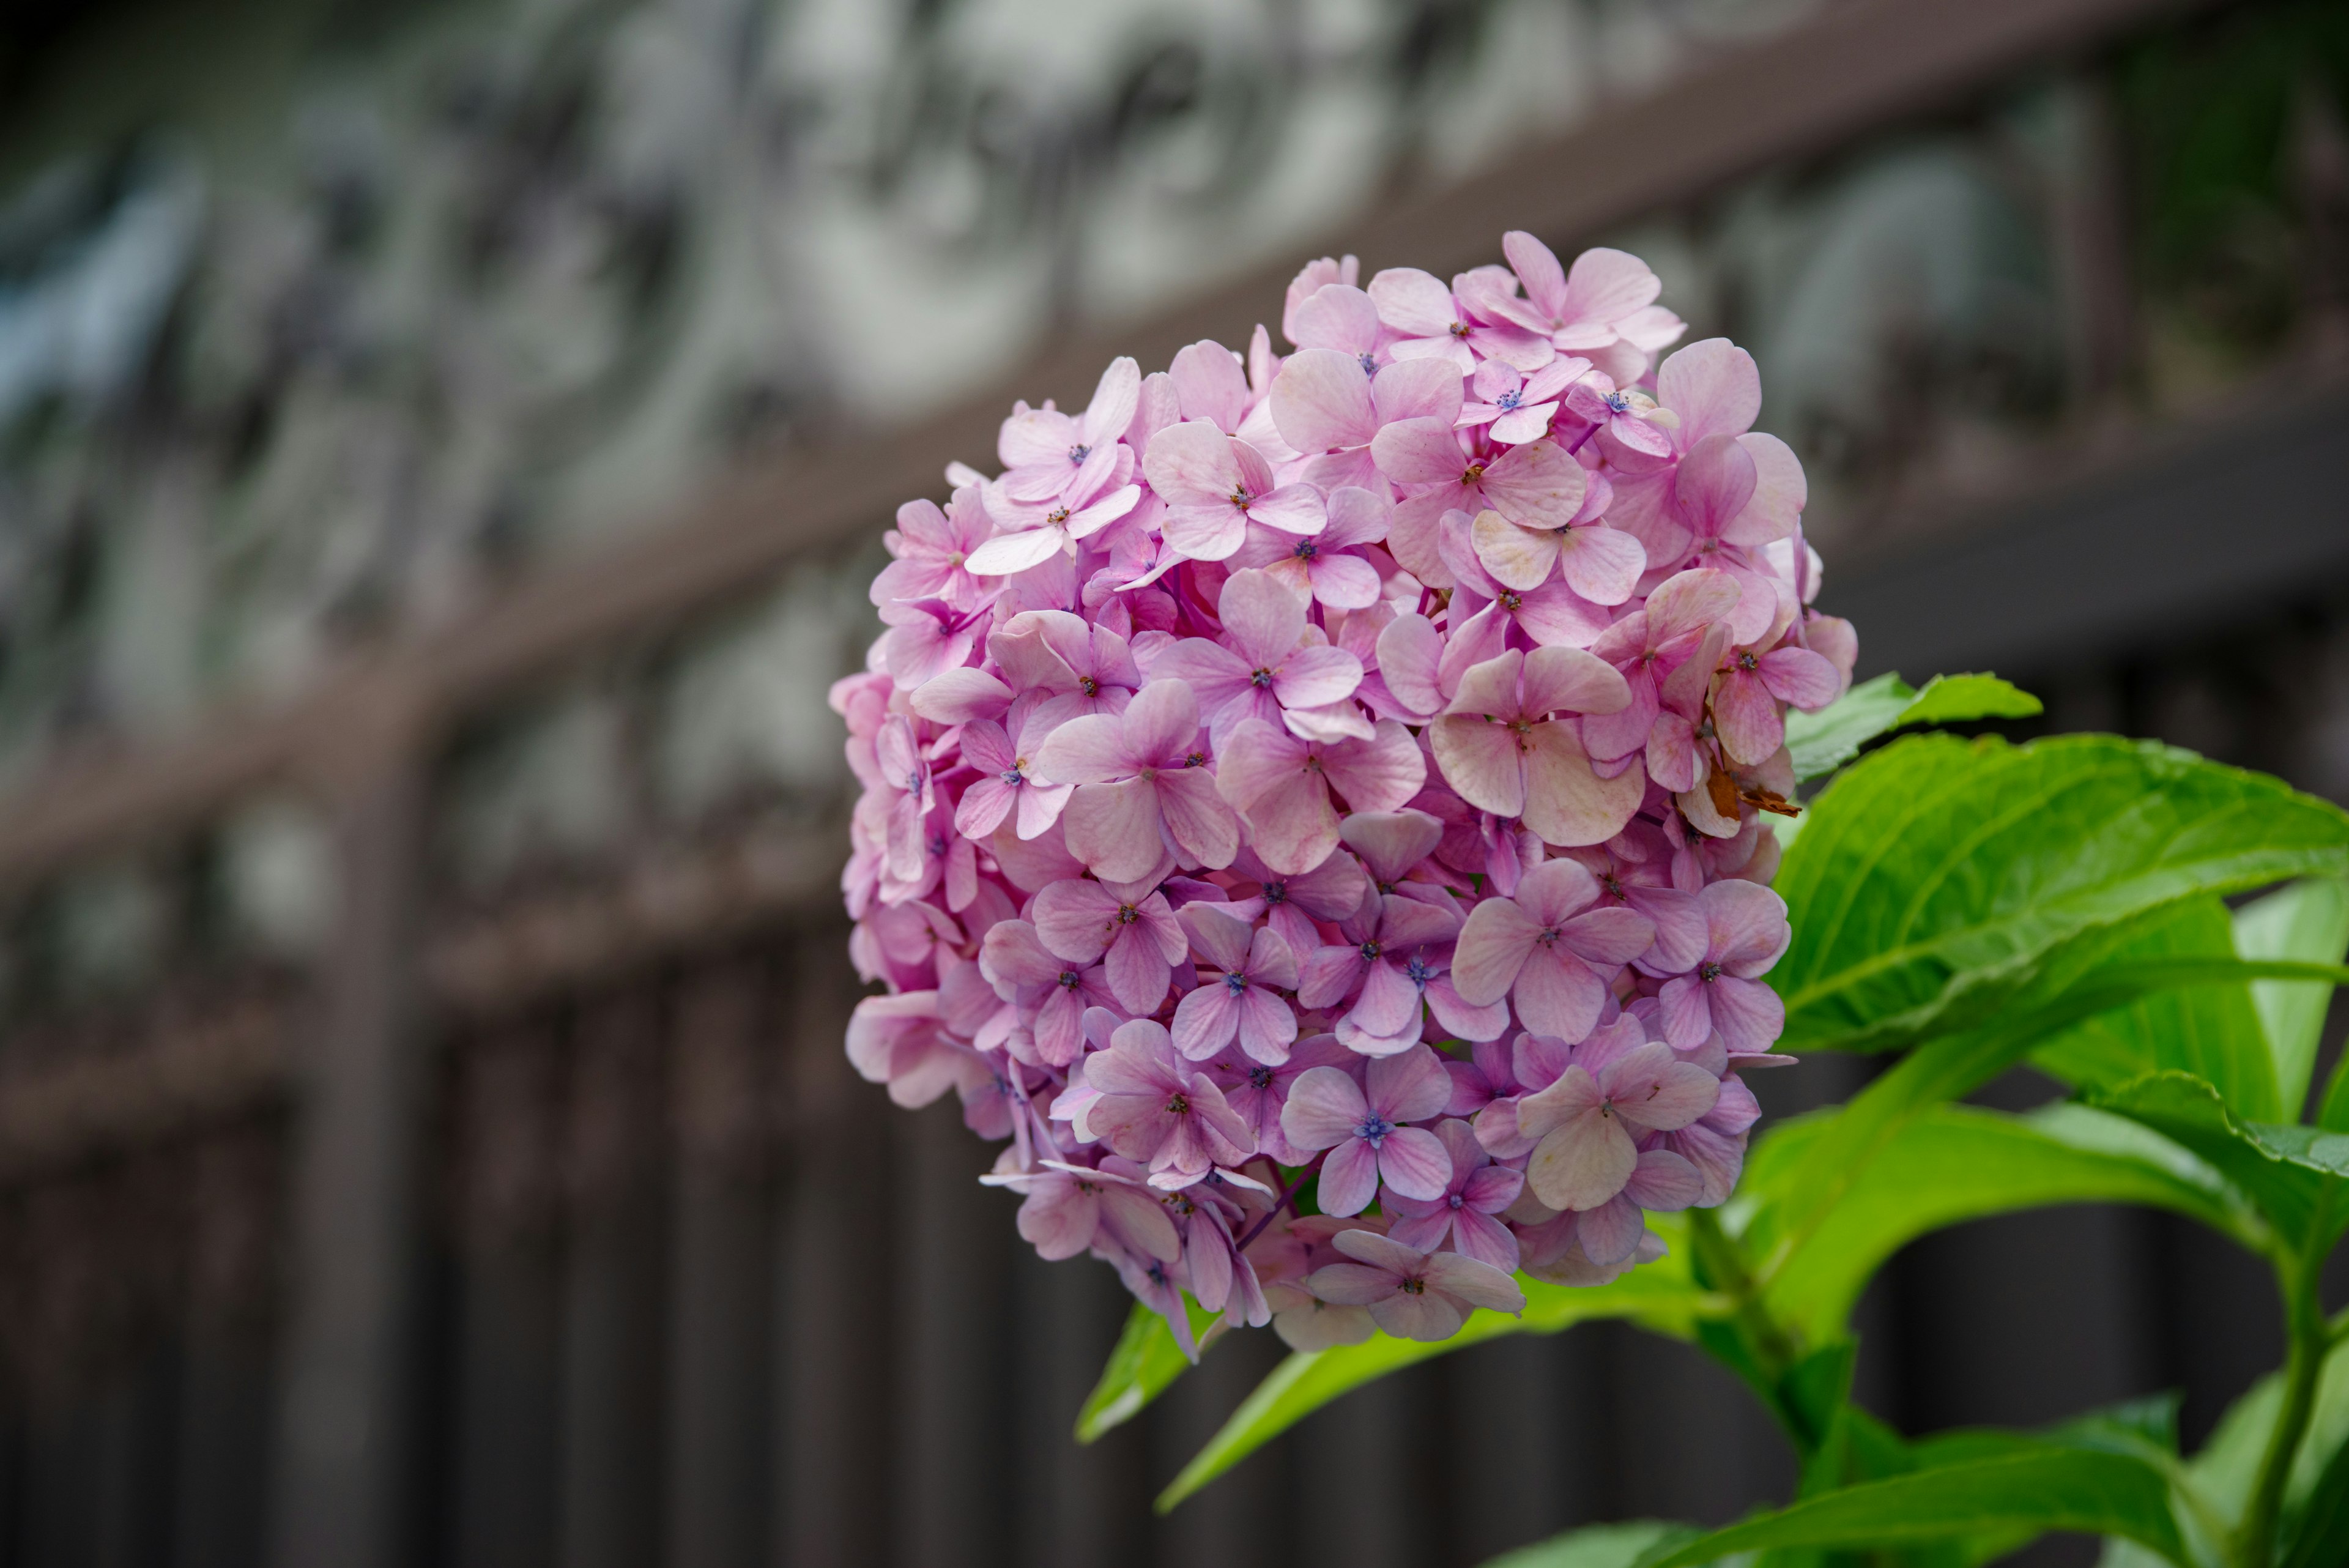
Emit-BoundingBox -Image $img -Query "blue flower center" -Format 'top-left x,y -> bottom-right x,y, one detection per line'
1001,767 -> 1026,786
1357,351 -> 1378,376
1293,541 -> 1318,560
1356,1112 -> 1394,1146
1405,955 -> 1435,987
1223,972 -> 1249,994
1496,390 -> 1523,411
1249,1066 -> 1275,1088
1449,1192 -> 1466,1209
1068,443 -> 1091,465
1699,960 -> 1722,983
1250,667 -> 1276,688
1058,971 -> 1083,990
1606,391 -> 1632,413
1263,883 -> 1289,906
1359,940 -> 1382,962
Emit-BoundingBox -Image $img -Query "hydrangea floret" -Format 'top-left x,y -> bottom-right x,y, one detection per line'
836,232 -> 1853,1353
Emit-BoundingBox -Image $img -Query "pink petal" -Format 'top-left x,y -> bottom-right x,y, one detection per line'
1519,724 -> 1644,847
1369,417 -> 1468,486
1623,1147 -> 1704,1210
1033,879 -> 1120,961
1420,1249 -> 1528,1313
1369,1288 -> 1466,1342
907,667 -> 1013,723
1710,669 -> 1783,767
1526,1109 -> 1638,1211
1142,420 -> 1242,507
1123,678 -> 1201,765
1469,510 -> 1564,592
1104,927 -> 1174,1014
1657,973 -> 1711,1050
1338,809 -> 1445,887
1062,778 -> 1165,882
1280,1065 -> 1368,1151
1155,769 -> 1241,870
1450,898 -> 1539,1006
1306,1260 -> 1400,1306
1271,347 -> 1378,453
1709,975 -> 1786,1056
1321,721 -> 1429,814
1556,524 -> 1646,606
1512,584 -> 1613,650
1249,485 -> 1328,536
1178,903 -> 1255,972
1557,905 -> 1658,966
1370,1042 -> 1457,1123
1316,1138 -> 1381,1217
1479,440 -> 1587,532
1521,645 -> 1631,718
1574,1193 -> 1647,1266
1170,340 -> 1250,433
1172,981 -> 1241,1059
1310,554 -> 1384,611
1349,957 -> 1423,1037
1239,768 -> 1341,877
1559,247 -> 1662,327
1033,714 -> 1134,786
963,526 -> 1065,577
1375,616 -> 1444,716
1235,987 -> 1301,1063
1671,434 -> 1759,538
1375,1126 -> 1453,1202
1274,645 -> 1366,710
1760,645 -> 1842,710
1510,945 -> 1606,1042
1657,338 -> 1761,448
1218,568 -> 1308,668
1727,432 -> 1806,546
1366,267 -> 1458,336
1446,1208 -> 1523,1273
1017,1183 -> 1099,1260
1429,718 -> 1526,818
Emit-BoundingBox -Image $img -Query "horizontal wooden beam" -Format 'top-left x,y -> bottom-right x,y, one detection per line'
0,0 -> 2202,890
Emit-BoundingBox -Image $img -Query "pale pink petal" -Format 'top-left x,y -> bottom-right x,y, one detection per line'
1280,1065 -> 1368,1150
1371,357 -> 1466,425
1672,434 -> 1759,538
1429,717 -> 1526,818
1727,432 -> 1806,545
1217,568 -> 1308,668
1375,1126 -> 1453,1202
1421,1250 -> 1529,1313
1711,671 -> 1783,767
1623,1148 -> 1704,1210
907,667 -> 1013,723
1450,898 -> 1540,1005
1521,645 -> 1631,717
1709,976 -> 1786,1056
1657,973 -> 1711,1050
1526,1110 -> 1638,1211
1371,1044 -> 1455,1122
1469,510 -> 1564,592
1320,721 -> 1430,814
1142,420 -> 1242,507
1369,417 -> 1468,486
1370,1287 -> 1466,1342
1560,247 -> 1661,326
1510,945 -> 1606,1042
1446,1208 -> 1523,1273
1479,440 -> 1587,530
1062,779 -> 1165,883
1171,982 -> 1241,1060
1316,1139 -> 1382,1217
1122,678 -> 1200,765
1154,770 -> 1241,870
1033,714 -> 1135,785
963,526 -> 1066,577
1082,357 -> 1143,447
1170,340 -> 1250,433
1309,553 -> 1384,610
1162,503 -> 1249,561
1367,267 -> 1458,337
1759,645 -> 1842,710
1178,903 -> 1255,972
1241,768 -> 1340,877
1017,1183 -> 1099,1260
1235,987 -> 1301,1063
1307,1261 -> 1400,1306
1104,927 -> 1174,1016
1574,1193 -> 1647,1266
1556,524 -> 1647,606
1271,347 -> 1378,453
1338,810 -> 1445,888
1033,879 -> 1120,961
1657,338 -> 1761,447
1249,485 -> 1329,536
1519,724 -> 1644,847
1349,957 -> 1423,1036
1556,906 -> 1658,965
1502,230 -> 1568,316
1274,645 -> 1365,710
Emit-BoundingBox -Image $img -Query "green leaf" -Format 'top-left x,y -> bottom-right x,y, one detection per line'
2085,1072 -> 2346,1246
2281,1421 -> 2349,1568
1074,1297 -> 1218,1443
1484,1520 -> 1699,1568
1738,1103 -> 2255,1342
2234,877 -> 2349,1118
2028,897 -> 2281,1121
1783,672 -> 2042,783
1772,734 -> 2349,1056
1156,1221 -> 1705,1512
1631,1450 -> 2186,1567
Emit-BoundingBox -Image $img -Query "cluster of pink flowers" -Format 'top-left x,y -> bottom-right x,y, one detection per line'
836,234 -> 1855,1356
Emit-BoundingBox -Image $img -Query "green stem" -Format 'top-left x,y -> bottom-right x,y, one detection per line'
2236,1218 -> 2331,1568
1688,1207 -> 1801,1382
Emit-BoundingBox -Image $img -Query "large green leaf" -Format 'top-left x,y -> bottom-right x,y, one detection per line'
2234,877 -> 2349,1117
1156,1217 -> 1705,1512
1631,1449 -> 2186,1567
1483,1521 -> 1698,1568
1783,672 -> 2043,783
2028,897 -> 2281,1120
1075,1298 -> 1218,1442
1737,1103 -> 2254,1341
1741,922 -> 2326,1277
1772,734 -> 2349,1057
2085,1073 -> 2348,1247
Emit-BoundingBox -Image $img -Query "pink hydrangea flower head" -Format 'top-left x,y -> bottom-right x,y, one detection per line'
837,228 -> 1846,1350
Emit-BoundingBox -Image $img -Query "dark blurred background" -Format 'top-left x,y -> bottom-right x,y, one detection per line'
0,0 -> 2341,1564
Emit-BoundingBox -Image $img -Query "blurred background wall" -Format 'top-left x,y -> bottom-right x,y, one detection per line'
0,0 -> 2341,1564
